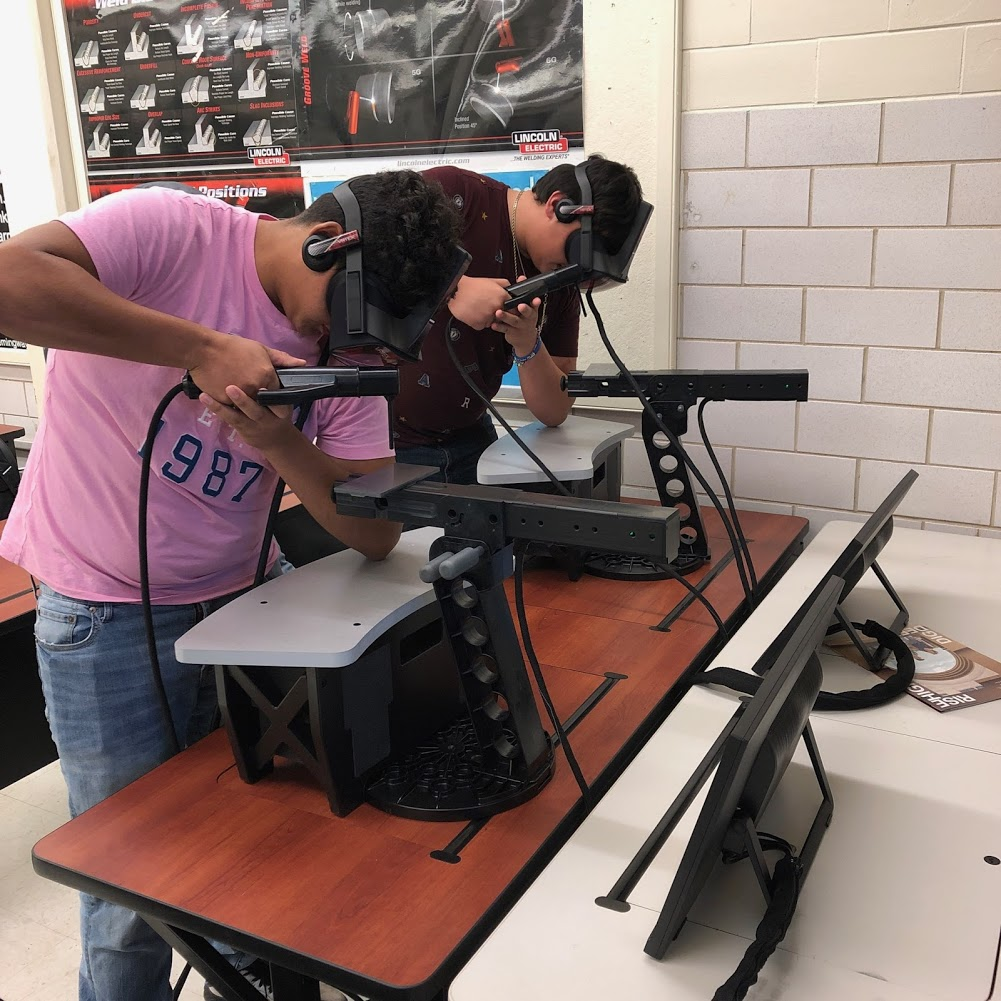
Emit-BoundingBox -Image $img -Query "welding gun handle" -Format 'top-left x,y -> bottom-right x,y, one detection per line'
503,264 -> 583,311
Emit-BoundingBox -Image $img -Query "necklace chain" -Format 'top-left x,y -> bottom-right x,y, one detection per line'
510,190 -> 547,332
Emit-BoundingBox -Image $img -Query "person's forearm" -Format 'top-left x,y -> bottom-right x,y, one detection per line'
516,344 -> 572,427
0,246 -> 221,367
260,425 -> 401,561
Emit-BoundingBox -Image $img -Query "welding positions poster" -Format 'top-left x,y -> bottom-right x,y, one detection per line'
87,166 -> 306,216
62,0 -> 583,175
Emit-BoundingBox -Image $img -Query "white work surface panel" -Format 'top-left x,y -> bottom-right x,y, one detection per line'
451,688 -> 1001,1001
808,523 -> 1001,754
451,521 -> 1001,1001
174,527 -> 442,668
476,414 -> 633,484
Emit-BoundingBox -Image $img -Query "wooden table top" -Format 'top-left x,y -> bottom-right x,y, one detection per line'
0,423 -> 25,443
0,520 -> 35,628
33,509 -> 807,1000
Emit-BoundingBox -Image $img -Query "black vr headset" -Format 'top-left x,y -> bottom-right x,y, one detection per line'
302,179 -> 471,363
504,159 -> 654,309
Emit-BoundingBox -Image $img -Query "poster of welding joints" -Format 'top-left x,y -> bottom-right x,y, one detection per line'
295,0 -> 583,159
61,0 -> 302,171
87,165 -> 306,218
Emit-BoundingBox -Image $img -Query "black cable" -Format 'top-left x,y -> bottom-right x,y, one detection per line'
712,843 -> 803,1001
448,308 -> 728,636
661,562 -> 729,641
514,545 -> 592,809
697,398 -> 757,591
139,384 -> 186,758
585,289 -> 755,608
443,326 -> 572,497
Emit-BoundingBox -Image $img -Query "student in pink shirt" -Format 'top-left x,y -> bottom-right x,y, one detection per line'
0,173 -> 461,1001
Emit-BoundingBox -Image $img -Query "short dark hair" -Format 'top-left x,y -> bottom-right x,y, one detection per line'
532,154 -> 643,255
297,170 -> 462,310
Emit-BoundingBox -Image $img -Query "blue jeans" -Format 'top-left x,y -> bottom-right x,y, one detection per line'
34,567 -> 287,1001
395,414 -> 498,486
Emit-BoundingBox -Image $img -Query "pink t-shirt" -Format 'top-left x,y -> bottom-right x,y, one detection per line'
0,187 -> 393,604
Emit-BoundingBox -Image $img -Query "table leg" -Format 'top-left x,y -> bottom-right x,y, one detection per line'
145,917 -> 263,1001
270,964 -> 321,1000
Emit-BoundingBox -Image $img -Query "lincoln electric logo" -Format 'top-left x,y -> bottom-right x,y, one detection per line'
511,130 -> 568,154
247,145 -> 290,166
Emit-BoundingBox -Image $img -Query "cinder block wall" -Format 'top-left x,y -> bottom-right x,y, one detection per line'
666,0 -> 1001,538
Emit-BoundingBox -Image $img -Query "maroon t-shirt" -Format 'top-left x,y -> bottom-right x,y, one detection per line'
393,166 -> 580,447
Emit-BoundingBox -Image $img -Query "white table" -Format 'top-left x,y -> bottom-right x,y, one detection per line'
174,527 -> 442,667
476,414 -> 632,488
451,523 -> 1001,1001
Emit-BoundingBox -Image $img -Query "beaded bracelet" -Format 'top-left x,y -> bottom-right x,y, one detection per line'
512,333 -> 543,367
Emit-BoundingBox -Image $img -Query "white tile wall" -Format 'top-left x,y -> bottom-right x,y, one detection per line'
683,286 -> 803,342
874,229 -> 1001,290
858,460 -> 994,523
951,162 -> 1001,225
734,449 -> 857,508
940,292 -> 1001,350
684,169 -> 810,227
866,348 -> 1001,409
798,401 -> 929,461
805,288 -> 939,347
680,111 -> 747,169
817,28 -> 964,102
740,342 -> 865,401
682,399 -> 798,450
676,338 -> 737,369
683,0 -> 751,48
744,229 -> 873,286
929,410 -> 1001,469
882,94 -> 1001,162
811,165 -> 951,226
889,0 -> 1001,29
962,22 -> 1001,92
0,365 -> 33,383
679,229 -> 743,284
685,41 -> 819,110
0,381 -> 28,415
751,0 -> 890,43
747,104 -> 881,166
677,82 -> 1001,539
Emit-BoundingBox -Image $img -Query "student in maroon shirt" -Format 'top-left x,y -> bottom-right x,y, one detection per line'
394,155 -> 644,484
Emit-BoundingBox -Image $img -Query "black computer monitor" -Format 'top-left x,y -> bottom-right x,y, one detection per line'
830,468 -> 918,599
643,575 -> 842,960
820,468 -> 918,670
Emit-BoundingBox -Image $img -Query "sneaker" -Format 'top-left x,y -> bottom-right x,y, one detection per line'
320,987 -> 351,1001
203,959 -> 274,1000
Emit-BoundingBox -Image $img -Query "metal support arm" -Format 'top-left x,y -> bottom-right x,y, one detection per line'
563,367 -> 809,577
330,464 -> 680,820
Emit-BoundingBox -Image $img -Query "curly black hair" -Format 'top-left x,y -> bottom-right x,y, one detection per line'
532,154 -> 643,256
296,171 -> 462,310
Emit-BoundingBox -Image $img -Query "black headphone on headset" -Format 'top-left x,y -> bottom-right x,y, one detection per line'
299,180 -> 471,363
553,160 -> 596,261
